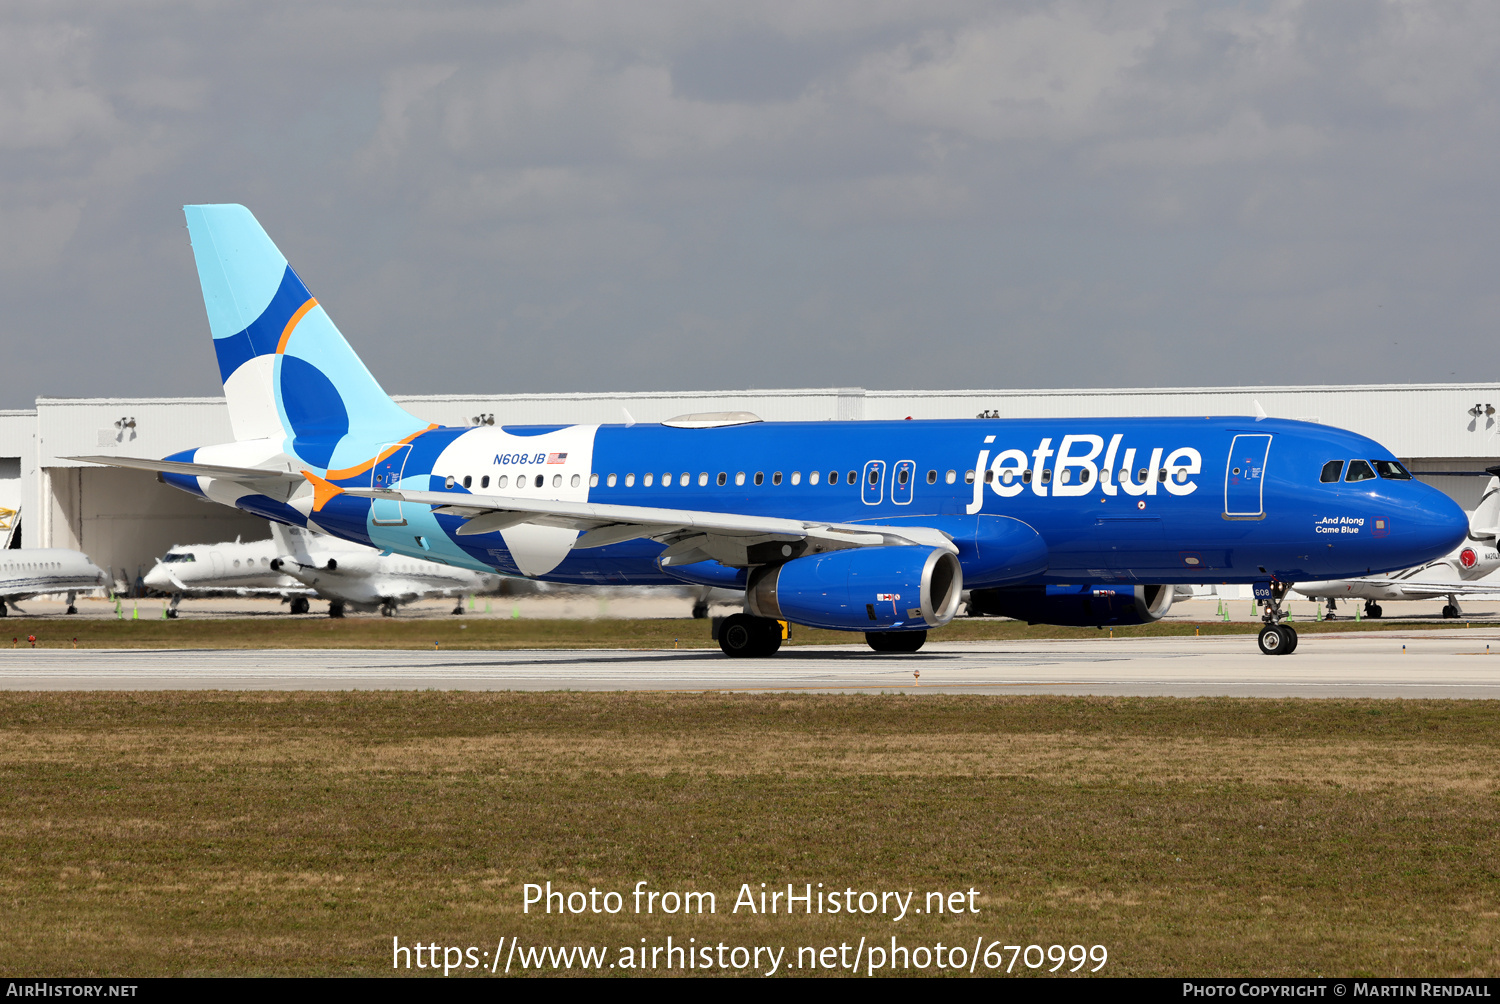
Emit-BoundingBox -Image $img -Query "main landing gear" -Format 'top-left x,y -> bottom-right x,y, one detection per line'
1257,582 -> 1298,656
1364,600 -> 1383,619
718,614 -> 783,658
1442,596 -> 1463,619
866,631 -> 927,653
288,596 -> 310,615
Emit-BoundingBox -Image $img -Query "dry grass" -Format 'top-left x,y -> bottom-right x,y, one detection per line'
1,693 -> 1497,977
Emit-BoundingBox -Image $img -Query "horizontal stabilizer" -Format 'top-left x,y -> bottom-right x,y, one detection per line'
66,455 -> 302,482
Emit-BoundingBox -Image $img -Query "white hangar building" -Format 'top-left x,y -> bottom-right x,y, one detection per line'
0,383 -> 1496,584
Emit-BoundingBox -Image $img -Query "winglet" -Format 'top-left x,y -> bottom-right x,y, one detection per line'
301,470 -> 345,511
1253,400 -> 1268,421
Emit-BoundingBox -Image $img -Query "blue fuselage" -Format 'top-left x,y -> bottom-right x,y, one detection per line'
170,415 -> 1468,592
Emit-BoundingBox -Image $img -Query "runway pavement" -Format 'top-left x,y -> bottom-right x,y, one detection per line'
4,628 -> 1500,696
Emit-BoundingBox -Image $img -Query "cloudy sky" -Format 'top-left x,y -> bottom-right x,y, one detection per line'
2,1 -> 1497,406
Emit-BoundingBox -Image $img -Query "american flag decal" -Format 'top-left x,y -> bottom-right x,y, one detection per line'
546,453 -> 569,464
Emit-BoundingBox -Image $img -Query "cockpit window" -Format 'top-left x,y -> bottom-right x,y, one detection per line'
1320,460 -> 1344,483
162,552 -> 196,563
1345,460 -> 1377,482
1374,460 -> 1412,480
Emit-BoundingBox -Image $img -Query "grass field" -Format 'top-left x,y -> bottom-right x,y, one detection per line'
2,692 -> 1496,977
0,614 -> 1482,650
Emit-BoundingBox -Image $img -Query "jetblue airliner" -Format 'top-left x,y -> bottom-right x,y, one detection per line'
74,205 -> 1467,657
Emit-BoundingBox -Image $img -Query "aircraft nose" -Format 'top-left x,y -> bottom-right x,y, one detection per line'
1407,485 -> 1469,560
142,565 -> 169,589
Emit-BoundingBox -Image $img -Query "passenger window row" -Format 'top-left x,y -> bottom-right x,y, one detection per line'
964,467 -> 1191,486
446,473 -> 582,490
589,469 -> 962,489
1319,459 -> 1412,483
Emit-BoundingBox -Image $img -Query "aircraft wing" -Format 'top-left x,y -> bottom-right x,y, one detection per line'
330,481 -> 958,567
1329,578 -> 1500,597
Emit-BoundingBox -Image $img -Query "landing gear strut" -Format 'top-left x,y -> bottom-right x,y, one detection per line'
1257,582 -> 1298,656
166,594 -> 181,619
65,590 -> 78,615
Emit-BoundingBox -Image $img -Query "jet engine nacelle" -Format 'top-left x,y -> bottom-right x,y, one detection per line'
968,583 -> 1173,627
746,546 -> 963,632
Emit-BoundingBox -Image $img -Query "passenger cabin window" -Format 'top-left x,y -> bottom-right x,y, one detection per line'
608,474 -> 618,487
773,472 -> 782,485
965,470 -> 975,484
718,473 -> 727,486
754,472 -> 764,486
1375,460 -> 1412,480
625,473 -> 636,487
790,471 -> 800,485
481,475 -> 490,488
590,474 -> 599,487
463,475 -> 472,488
898,469 -> 909,486
1345,460 -> 1377,482
736,472 -> 746,486
643,473 -> 654,487
498,475 -> 509,488
927,470 -> 937,484
827,471 -> 837,485
699,473 -> 709,486
946,470 -> 956,484
810,471 -> 820,485
1320,460 -> 1344,483
847,471 -> 857,485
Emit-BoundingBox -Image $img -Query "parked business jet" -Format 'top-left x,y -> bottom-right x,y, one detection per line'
0,549 -> 108,615
265,522 -> 501,617
143,523 -> 500,617
70,205 -> 1469,656
1294,475 -> 1500,619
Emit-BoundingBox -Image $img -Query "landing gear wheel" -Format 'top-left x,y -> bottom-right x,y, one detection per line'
380,602 -> 397,618
718,614 -> 782,658
1442,604 -> 1458,619
1365,602 -> 1383,619
289,596 -> 310,615
865,631 -> 927,653
66,605 -> 77,615
1281,625 -> 1298,654
328,601 -> 346,619
691,601 -> 709,620
1258,624 -> 1290,655
165,608 -> 178,619
0,599 -> 7,617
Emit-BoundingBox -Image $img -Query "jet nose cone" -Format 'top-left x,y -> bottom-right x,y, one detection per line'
142,566 -> 170,589
1407,486 -> 1469,560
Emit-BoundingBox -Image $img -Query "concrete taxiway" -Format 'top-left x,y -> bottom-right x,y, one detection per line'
4,629 -> 1500,696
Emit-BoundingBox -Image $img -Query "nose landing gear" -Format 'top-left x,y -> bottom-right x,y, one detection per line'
1257,582 -> 1298,656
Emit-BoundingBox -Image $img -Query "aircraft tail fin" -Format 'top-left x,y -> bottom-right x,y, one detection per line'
1470,476 -> 1500,539
182,205 -> 428,469
268,521 -> 314,564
